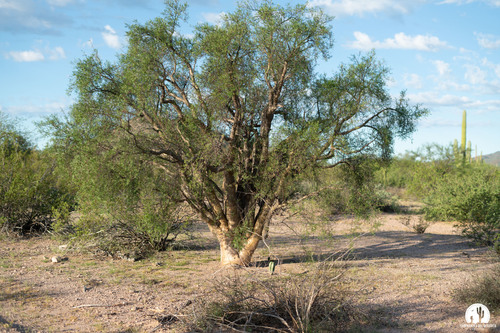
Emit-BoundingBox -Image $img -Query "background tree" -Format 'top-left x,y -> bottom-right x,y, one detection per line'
44,0 -> 426,265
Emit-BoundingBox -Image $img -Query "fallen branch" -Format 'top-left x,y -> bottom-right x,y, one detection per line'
73,302 -> 130,309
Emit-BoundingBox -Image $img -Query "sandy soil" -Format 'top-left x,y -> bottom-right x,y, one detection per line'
0,209 -> 498,332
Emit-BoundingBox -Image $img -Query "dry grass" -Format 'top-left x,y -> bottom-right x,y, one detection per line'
399,215 -> 432,234
180,259 -> 362,333
454,263 -> 500,311
0,212 -> 497,332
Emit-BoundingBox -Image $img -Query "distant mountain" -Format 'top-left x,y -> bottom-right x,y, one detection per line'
481,151 -> 500,167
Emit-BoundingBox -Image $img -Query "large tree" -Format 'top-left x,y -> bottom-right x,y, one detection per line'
53,1 -> 426,265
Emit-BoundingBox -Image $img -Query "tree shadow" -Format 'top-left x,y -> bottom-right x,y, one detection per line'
355,297 -> 466,332
0,315 -> 34,333
348,230 -> 484,260
263,229 -> 490,265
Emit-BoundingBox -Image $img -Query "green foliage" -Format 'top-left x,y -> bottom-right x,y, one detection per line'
51,201 -> 73,234
494,237 -> 500,256
376,143 -> 499,246
0,112 -> 74,235
424,164 -> 499,245
375,143 -> 455,199
66,133 -> 192,257
41,0 -> 425,264
316,158 -> 397,217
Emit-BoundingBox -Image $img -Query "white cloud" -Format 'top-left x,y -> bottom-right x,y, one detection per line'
433,60 -> 451,76
481,57 -> 500,79
408,91 -> 500,113
0,0 -> 24,10
46,0 -> 77,6
4,45 -> 66,62
438,80 -> 470,91
419,118 -> 460,128
408,91 -> 472,107
202,12 -> 226,25
346,32 -> 449,51
403,73 -> 422,89
475,32 -> 500,49
102,25 -> 121,49
464,64 -> 487,85
0,0 -> 72,35
309,0 -> 422,17
48,46 -> 66,60
439,0 -> 500,6
1,100 -> 68,115
6,49 -> 45,62
80,38 -> 94,49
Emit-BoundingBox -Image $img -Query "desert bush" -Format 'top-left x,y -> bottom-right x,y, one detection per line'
375,143 -> 455,199
399,216 -> 432,234
61,132 -> 193,257
0,113 -> 73,235
309,157 -> 398,218
186,261 -> 360,332
494,237 -> 500,256
374,144 -> 499,246
424,164 -> 499,245
455,264 -> 500,311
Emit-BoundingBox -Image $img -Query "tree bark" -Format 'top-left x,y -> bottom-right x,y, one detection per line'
208,221 -> 265,266
219,237 -> 242,265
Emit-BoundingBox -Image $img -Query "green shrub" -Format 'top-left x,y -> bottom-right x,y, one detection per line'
315,158 -> 397,217
424,165 -> 499,245
494,237 -> 500,256
66,135 -> 192,257
375,144 -> 455,199
0,113 -> 73,235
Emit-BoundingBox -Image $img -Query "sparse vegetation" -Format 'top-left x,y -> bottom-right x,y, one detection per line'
455,264 -> 500,311
185,261 -> 360,333
1,1 -> 499,332
399,215 -> 432,234
377,143 -> 499,247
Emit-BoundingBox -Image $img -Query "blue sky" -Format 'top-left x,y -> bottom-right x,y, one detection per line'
1,0 -> 499,156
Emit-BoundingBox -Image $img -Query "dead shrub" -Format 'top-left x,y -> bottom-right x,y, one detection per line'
400,215 -> 432,234
183,260 -> 361,332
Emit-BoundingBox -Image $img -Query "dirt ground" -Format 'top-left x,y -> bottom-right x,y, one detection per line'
0,208 -> 498,332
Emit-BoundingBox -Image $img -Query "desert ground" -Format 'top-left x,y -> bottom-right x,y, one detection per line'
0,205 -> 498,332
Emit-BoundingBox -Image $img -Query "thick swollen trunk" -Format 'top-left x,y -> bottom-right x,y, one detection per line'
207,201 -> 275,266
218,233 -> 259,266
219,236 -> 242,265
209,225 -> 263,266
